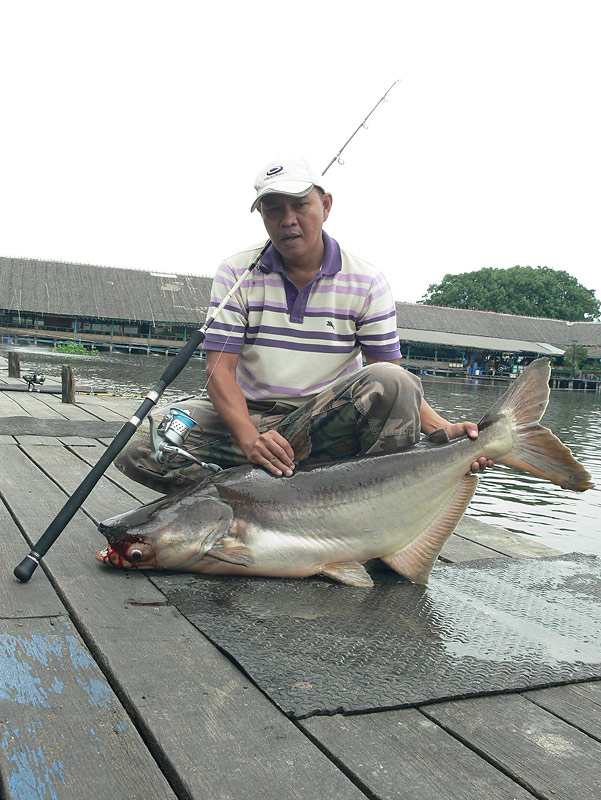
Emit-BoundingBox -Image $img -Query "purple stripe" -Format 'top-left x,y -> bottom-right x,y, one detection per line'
358,330 -> 400,342
243,337 -> 357,355
362,344 -> 402,359
248,301 -> 289,313
209,300 -> 246,315
207,321 -> 248,333
357,308 -> 397,326
245,325 -> 356,342
310,283 -> 368,297
203,341 -> 243,354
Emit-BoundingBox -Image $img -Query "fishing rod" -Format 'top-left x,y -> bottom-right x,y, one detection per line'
13,79 -> 400,583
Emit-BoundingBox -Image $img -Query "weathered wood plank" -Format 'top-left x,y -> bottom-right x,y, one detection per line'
68,440 -> 163,504
457,516 -> 560,558
15,435 -> 63,446
1,616 -> 177,800
31,391 -> 108,421
3,390 -> 68,419
0,434 -> 16,444
440,533 -> 507,563
424,694 -> 601,799
76,396 -> 137,420
523,682 -> 601,740
19,442 -> 148,523
0,445 -> 367,799
0,391 -> 29,417
301,709 -> 536,800
0,500 -> 64,619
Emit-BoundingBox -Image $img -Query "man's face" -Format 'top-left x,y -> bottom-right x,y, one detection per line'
259,188 -> 333,266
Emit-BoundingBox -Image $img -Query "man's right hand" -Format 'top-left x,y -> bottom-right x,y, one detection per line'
242,429 -> 295,477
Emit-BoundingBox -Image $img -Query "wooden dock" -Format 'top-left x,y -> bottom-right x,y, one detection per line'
1,364 -> 600,800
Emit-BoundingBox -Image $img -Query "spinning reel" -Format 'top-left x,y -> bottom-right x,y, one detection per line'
149,407 -> 222,473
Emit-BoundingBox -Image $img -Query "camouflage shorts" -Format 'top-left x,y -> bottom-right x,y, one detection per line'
115,363 -> 423,494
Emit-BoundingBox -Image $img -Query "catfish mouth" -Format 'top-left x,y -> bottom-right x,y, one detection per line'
95,535 -> 156,569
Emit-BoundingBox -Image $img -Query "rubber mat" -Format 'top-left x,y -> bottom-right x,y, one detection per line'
150,553 -> 601,719
0,417 -> 123,437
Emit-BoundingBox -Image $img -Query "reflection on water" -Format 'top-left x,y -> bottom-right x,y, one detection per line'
3,344 -> 601,556
423,376 -> 601,556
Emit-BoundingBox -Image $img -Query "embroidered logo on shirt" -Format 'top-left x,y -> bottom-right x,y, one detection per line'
326,320 -> 334,329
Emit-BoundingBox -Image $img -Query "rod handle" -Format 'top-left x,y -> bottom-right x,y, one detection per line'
14,553 -> 40,583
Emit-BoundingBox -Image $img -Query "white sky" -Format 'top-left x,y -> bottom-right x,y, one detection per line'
2,0 -> 600,309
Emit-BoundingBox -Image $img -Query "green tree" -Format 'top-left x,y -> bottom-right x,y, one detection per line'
562,344 -> 588,375
420,266 -> 600,321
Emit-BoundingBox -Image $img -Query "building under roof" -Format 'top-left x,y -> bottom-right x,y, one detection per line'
1,257 -> 600,359
0,256 -> 212,325
396,303 -> 601,359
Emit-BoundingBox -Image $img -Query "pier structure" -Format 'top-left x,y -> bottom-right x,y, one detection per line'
1,357 -> 600,799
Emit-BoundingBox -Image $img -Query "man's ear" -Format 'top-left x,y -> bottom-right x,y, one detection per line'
321,192 -> 333,222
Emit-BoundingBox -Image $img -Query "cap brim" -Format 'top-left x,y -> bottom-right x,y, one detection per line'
250,182 -> 314,212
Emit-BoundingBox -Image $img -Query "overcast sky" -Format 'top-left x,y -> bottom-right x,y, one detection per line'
2,1 -> 600,310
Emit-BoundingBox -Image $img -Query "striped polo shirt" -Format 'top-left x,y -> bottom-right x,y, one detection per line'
203,231 -> 401,405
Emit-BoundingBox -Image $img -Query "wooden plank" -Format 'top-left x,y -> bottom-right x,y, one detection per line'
58,435 -> 99,446
0,445 -> 367,799
73,396 -> 132,421
1,616 -> 177,800
15,435 -> 63,446
301,709 -> 536,800
19,442 -> 150,523
523,682 -> 601,740
0,500 -> 65,619
0,391 -> 29,417
440,533 -> 507,563
3,390 -> 68,419
68,440 -> 163,504
424,694 -> 601,799
457,516 -> 560,558
29,391 -> 107,421
0,434 -> 16,444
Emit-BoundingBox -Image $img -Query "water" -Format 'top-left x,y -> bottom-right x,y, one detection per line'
4,344 -> 601,556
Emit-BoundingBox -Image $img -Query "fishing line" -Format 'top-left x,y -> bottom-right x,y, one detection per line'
13,79 -> 401,584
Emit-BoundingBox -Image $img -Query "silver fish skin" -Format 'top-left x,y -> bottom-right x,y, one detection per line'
96,358 -> 593,587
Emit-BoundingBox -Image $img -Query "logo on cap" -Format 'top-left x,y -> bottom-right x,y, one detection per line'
266,166 -> 283,176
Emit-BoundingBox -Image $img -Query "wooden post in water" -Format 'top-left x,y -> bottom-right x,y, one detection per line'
61,365 -> 75,404
8,351 -> 21,378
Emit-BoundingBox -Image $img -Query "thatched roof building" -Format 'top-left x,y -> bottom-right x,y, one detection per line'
0,256 -> 212,325
1,257 -> 600,358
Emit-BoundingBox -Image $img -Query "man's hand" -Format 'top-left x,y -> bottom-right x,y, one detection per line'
445,421 -> 494,474
242,429 -> 295,477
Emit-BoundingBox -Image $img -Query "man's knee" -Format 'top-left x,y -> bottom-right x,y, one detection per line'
357,362 -> 422,398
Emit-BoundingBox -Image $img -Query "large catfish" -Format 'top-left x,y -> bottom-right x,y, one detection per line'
96,358 -> 593,587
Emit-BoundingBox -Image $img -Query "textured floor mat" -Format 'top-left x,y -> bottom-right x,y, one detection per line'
150,553 -> 601,719
0,417 -> 124,437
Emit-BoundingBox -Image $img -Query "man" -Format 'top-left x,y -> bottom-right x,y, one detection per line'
116,156 -> 490,493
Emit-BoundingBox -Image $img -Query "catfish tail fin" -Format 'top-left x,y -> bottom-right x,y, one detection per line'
480,358 -> 593,492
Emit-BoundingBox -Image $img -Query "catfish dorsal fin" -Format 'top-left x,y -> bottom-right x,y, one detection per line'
381,474 -> 479,584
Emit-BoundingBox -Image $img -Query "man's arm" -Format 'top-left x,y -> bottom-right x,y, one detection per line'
205,350 -> 295,476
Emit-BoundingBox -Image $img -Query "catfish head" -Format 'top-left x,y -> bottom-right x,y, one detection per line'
95,485 -> 235,571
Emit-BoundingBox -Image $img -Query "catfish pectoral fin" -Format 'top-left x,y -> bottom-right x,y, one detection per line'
318,561 -> 374,587
206,538 -> 254,568
382,474 -> 479,584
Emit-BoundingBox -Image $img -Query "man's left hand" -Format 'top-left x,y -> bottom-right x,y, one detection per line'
445,422 -> 494,474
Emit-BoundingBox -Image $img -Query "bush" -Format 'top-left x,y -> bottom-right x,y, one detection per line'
54,341 -> 99,355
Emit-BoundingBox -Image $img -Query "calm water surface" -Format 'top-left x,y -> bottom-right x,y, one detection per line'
4,344 -> 601,556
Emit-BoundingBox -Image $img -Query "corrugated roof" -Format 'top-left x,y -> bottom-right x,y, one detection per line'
1,258 -> 600,356
0,257 -> 213,324
396,328 -> 565,356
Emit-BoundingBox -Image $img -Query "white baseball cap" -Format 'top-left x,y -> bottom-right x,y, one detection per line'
251,156 -> 326,212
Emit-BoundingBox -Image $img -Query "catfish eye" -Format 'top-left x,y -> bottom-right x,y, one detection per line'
129,548 -> 143,562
